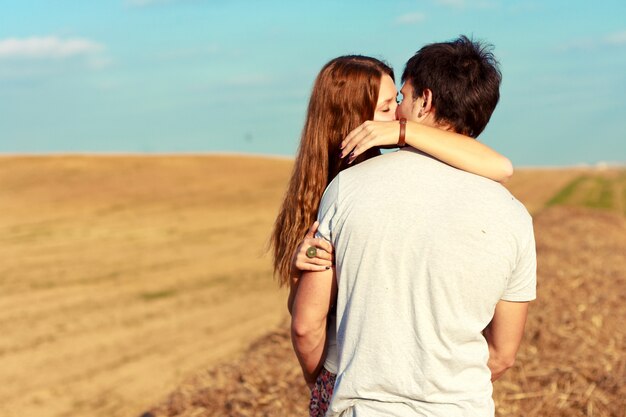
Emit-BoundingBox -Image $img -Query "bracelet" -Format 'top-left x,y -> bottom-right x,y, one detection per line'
398,118 -> 407,147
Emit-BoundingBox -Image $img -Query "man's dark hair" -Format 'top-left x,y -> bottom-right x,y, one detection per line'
401,35 -> 501,138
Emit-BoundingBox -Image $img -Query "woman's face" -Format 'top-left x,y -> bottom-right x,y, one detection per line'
373,74 -> 398,122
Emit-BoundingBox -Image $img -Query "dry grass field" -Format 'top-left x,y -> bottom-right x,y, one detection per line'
1,155 -> 624,417
0,155 -> 292,417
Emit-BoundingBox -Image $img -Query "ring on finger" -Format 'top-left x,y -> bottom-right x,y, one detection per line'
306,246 -> 317,259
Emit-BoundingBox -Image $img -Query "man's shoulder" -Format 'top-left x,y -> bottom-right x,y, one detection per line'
335,149 -> 532,220
337,149 -> 432,181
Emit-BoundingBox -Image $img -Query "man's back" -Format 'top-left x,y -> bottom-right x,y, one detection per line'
316,148 -> 536,417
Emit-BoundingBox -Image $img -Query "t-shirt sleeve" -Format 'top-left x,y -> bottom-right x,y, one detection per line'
314,177 -> 339,243
502,217 -> 537,302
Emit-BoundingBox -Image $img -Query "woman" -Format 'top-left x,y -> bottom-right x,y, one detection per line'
270,55 -> 512,416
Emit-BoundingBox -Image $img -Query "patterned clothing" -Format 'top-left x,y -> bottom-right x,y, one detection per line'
309,368 -> 336,417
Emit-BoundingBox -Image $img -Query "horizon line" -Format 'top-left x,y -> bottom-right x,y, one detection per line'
0,151 -> 294,161
0,151 -> 624,169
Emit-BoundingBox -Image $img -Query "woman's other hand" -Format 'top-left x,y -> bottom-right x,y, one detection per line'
341,120 -> 399,164
292,221 -> 334,272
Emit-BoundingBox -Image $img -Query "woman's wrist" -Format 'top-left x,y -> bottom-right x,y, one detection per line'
402,120 -> 424,149
397,118 -> 407,147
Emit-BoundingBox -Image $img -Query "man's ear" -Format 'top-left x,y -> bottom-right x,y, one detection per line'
415,88 -> 433,120
422,89 -> 433,113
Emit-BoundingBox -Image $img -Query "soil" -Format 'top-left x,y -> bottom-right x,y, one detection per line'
0,155 -> 291,417
145,205 -> 626,417
1,156 -> 623,417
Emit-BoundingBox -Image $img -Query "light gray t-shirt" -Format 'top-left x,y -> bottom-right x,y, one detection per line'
316,148 -> 536,417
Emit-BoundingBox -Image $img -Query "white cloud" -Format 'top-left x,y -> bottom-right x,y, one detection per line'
0,36 -> 103,60
604,30 -> 626,45
0,36 -> 110,79
395,12 -> 426,25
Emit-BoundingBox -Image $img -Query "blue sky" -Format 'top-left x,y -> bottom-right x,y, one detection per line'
0,0 -> 625,166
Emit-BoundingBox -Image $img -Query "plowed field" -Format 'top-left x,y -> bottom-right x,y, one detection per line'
1,156 -> 624,417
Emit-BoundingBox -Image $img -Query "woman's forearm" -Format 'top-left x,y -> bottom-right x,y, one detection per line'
291,319 -> 327,384
405,121 -> 513,183
291,268 -> 336,384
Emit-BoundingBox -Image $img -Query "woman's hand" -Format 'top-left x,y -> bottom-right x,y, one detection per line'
288,222 -> 334,315
292,221 -> 334,273
341,120 -> 399,164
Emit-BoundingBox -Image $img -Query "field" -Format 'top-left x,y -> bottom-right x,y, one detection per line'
0,155 -> 624,417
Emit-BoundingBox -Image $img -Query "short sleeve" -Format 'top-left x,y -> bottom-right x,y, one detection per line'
314,177 -> 340,243
502,218 -> 537,302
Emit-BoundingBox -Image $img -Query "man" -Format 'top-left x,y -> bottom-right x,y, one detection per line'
292,36 -> 536,417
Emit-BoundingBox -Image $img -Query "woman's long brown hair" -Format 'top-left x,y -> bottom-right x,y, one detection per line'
271,55 -> 394,286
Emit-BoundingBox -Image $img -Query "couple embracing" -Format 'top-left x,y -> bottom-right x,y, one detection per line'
271,35 -> 536,417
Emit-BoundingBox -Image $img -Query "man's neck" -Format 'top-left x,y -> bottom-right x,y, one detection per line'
416,118 -> 456,134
